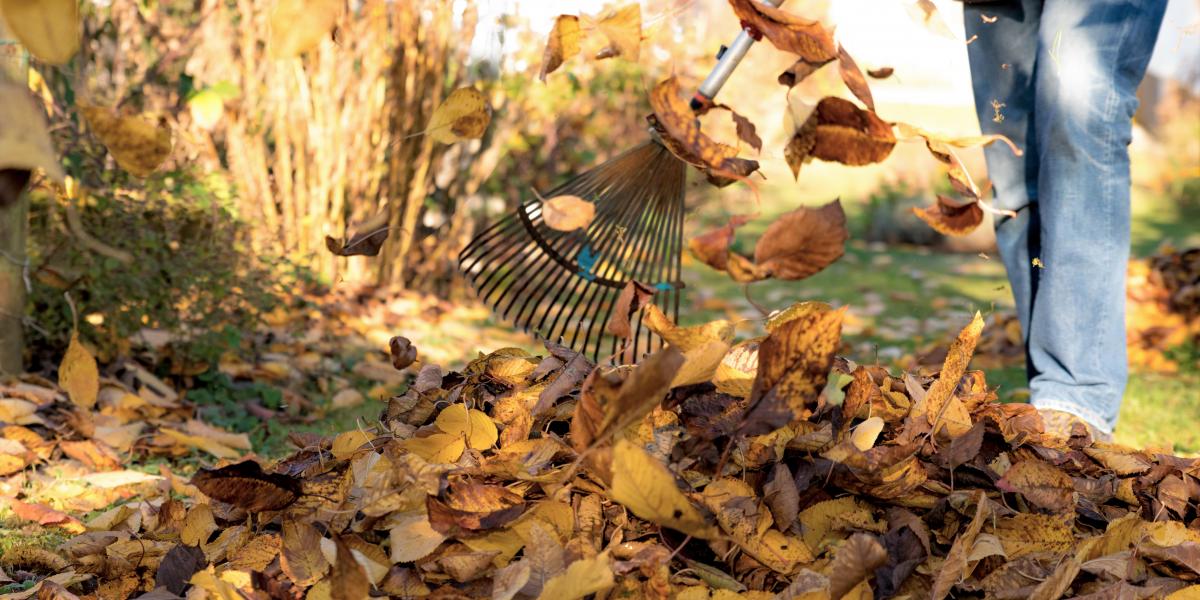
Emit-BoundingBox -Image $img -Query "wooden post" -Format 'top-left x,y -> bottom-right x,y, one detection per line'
0,23 -> 29,375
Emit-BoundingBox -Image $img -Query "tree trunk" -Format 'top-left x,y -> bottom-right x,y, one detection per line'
0,189 -> 26,376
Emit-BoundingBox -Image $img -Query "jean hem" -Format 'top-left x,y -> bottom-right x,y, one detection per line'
1030,397 -> 1115,435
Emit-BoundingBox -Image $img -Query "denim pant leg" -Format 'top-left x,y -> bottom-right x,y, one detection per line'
1026,0 -> 1165,434
963,0 -> 1043,379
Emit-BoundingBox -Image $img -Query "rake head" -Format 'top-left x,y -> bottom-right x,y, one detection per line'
459,140 -> 687,362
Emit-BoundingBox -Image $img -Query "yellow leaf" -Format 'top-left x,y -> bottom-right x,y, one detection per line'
0,80 -> 63,182
712,338 -> 760,398
188,89 -> 224,130
0,0 -> 79,65
280,520 -> 329,587
541,195 -> 596,232
1166,586 -> 1200,600
389,512 -> 446,563
268,0 -> 341,58
536,553 -> 615,600
702,478 -> 813,573
610,438 -> 717,539
539,15 -> 582,81
185,419 -> 252,451
331,430 -> 374,460
398,432 -> 467,464
921,312 -> 984,438
435,403 -> 498,450
0,399 -> 42,426
181,504 -> 217,547
427,87 -> 491,144
849,416 -> 884,451
59,333 -> 98,409
161,428 -> 241,459
79,104 -> 173,177
591,4 -> 641,60
643,304 -> 734,388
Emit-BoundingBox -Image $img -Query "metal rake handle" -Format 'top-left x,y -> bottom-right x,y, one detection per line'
692,0 -> 787,110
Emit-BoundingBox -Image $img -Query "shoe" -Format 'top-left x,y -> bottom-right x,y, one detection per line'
1038,408 -> 1112,444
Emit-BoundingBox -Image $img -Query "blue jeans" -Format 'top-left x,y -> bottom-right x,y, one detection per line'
964,0 -> 1165,434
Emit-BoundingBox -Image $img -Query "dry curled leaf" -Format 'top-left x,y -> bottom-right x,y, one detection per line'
809,97 -> 895,166
778,56 -> 834,87
752,199 -> 849,281
427,481 -> 527,536
427,87 -> 491,144
389,335 -> 418,370
727,0 -> 837,61
867,67 -> 894,79
913,194 -> 985,236
997,458 -> 1076,513
648,77 -> 759,186
837,45 -> 875,112
325,209 -> 390,257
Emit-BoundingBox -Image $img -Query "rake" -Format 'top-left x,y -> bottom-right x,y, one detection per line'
459,1 -> 783,362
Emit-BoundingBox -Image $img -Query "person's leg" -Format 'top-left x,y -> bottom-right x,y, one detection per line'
1027,0 -> 1166,434
963,0 -> 1042,378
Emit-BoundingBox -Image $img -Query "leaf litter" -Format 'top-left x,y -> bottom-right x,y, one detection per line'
3,300 -> 1197,599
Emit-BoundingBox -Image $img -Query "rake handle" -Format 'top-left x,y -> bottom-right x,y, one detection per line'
691,0 -> 787,111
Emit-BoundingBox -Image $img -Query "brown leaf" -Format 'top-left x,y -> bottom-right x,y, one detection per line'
937,419 -> 986,471
190,460 -> 302,513
997,458 -> 1076,513
648,77 -> 759,185
10,500 -> 84,533
280,520 -> 329,587
829,533 -> 888,600
784,112 -> 818,180
913,194 -> 984,236
763,463 -> 799,530
727,0 -> 837,61
687,214 -> 752,273
155,544 -> 207,596
325,209 -> 390,257
811,97 -> 895,166
389,335 -> 418,371
329,534 -> 371,600
836,45 -> 874,112
540,15 -> 581,81
725,107 -> 763,152
606,281 -> 656,340
427,482 -> 527,536
867,67 -> 894,79
778,56 -> 834,87
932,492 -> 991,600
753,199 -> 849,281
741,302 -> 845,435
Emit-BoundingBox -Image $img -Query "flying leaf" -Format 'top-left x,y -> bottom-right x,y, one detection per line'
0,0 -> 79,64
836,45 -> 874,112
59,333 -> 98,409
389,335 -> 417,370
867,67 -> 894,79
688,214 -> 752,272
648,77 -> 759,185
541,195 -> 596,232
268,0 -> 342,58
606,280 -> 655,340
591,4 -> 641,60
726,0 -> 837,61
784,109 -> 819,180
905,0 -> 956,39
809,97 -> 895,166
752,199 -> 849,281
79,104 -> 173,178
741,302 -> 846,435
427,88 -> 491,144
190,460 -> 303,512
610,438 -> 717,539
996,458 -> 1075,513
325,209 -> 390,257
913,194 -> 984,236
0,81 -> 64,206
778,56 -> 834,87
540,15 -> 581,81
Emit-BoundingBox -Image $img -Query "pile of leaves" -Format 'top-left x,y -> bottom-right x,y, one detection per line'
4,303 -> 1197,599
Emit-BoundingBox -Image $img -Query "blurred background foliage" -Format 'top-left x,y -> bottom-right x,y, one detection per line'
14,0 -> 1198,380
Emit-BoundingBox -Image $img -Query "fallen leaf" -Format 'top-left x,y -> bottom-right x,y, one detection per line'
280,520 -> 329,587
427,481 -> 526,536
0,0 -> 79,64
427,87 -> 491,144
389,512 -> 446,563
536,553 -> 615,600
190,460 -> 303,512
829,533 -> 888,600
609,438 -> 717,539
997,459 -> 1075,513
849,416 -> 884,451
155,544 -> 207,596
328,534 -> 371,600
